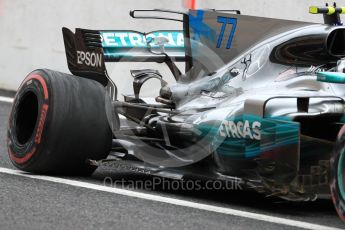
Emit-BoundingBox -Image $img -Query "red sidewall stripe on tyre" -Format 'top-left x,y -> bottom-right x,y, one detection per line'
34,104 -> 48,144
9,147 -> 37,164
9,74 -> 49,164
25,74 -> 49,99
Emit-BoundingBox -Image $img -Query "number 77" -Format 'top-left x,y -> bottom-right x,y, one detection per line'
216,16 -> 237,49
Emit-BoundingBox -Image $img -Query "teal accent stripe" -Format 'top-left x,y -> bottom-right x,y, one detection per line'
196,115 -> 299,159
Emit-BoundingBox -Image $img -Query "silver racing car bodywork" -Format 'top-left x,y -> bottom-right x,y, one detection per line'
63,7 -> 345,216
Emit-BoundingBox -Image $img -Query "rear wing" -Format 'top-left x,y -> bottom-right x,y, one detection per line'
62,27 -> 186,86
62,9 -> 195,87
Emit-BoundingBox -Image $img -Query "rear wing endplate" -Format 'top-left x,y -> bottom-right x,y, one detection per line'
62,27 -> 109,86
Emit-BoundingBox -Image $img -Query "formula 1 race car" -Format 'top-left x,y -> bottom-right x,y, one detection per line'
6,3 -> 345,221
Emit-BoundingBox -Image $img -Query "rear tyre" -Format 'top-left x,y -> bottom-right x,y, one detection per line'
7,69 -> 112,175
331,125 -> 345,221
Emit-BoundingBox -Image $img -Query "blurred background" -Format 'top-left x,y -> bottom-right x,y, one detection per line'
0,0 -> 344,97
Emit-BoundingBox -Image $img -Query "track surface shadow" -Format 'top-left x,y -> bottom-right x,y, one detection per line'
91,167 -> 343,227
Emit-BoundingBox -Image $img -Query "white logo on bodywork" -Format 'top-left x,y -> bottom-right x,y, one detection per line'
77,51 -> 102,68
219,120 -> 261,140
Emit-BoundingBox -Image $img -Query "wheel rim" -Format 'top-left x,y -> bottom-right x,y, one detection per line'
15,91 -> 39,145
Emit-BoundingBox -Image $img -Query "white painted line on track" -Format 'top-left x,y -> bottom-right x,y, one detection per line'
0,167 -> 342,230
0,96 -> 14,103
